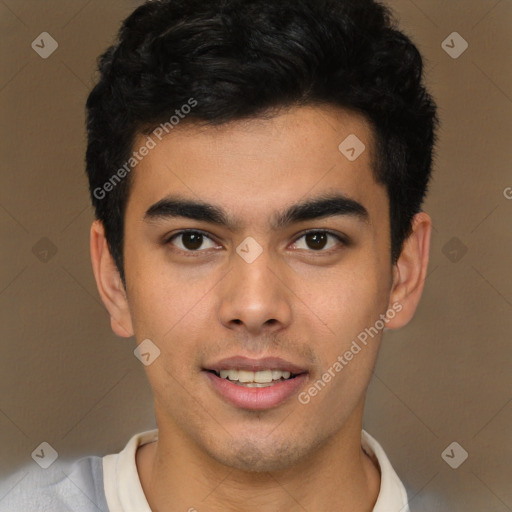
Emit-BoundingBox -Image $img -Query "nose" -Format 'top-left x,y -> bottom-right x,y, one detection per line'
217,248 -> 292,336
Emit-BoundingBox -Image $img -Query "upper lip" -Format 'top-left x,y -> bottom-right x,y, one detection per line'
204,356 -> 308,374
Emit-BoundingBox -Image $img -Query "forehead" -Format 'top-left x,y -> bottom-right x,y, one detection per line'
126,105 -> 385,222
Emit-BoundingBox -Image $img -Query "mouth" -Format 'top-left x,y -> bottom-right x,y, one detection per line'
205,368 -> 302,388
202,356 -> 309,410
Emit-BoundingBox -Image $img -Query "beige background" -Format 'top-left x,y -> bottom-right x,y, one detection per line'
0,0 -> 511,510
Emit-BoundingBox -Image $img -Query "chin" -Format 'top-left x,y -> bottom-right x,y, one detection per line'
205,435 -> 314,473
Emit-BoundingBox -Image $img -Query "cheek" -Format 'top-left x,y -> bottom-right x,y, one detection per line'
126,273 -> 213,401
295,258 -> 392,398
126,257 -> 215,354
308,262 -> 388,336
297,269 -> 387,417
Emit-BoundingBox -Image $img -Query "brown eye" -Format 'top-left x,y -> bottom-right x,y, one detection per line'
305,232 -> 328,250
169,231 -> 218,251
292,231 -> 343,252
182,232 -> 204,250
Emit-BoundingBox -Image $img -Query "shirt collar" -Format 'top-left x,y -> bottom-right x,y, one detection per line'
103,428 -> 409,511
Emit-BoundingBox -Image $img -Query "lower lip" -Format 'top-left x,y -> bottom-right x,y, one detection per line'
204,371 -> 308,410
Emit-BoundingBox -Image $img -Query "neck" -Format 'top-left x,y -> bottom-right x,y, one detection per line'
136,405 -> 380,512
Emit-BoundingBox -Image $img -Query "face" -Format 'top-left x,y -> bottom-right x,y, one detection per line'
118,106 -> 398,471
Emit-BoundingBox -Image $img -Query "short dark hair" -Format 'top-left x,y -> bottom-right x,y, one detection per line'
86,0 -> 437,284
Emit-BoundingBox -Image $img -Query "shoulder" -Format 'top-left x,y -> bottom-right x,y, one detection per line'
0,455 -> 108,512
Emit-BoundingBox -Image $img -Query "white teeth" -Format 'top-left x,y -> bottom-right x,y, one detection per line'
220,370 -> 240,380
254,370 -> 273,383
216,369 -> 294,383
238,370 -> 254,383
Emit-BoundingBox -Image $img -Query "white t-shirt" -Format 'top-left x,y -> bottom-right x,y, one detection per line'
0,429 -> 410,511
104,428 -> 410,511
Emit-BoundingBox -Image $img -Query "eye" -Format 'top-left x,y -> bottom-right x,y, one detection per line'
291,231 -> 344,252
168,231 -> 219,252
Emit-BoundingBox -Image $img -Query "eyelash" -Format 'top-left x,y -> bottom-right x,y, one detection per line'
164,229 -> 348,256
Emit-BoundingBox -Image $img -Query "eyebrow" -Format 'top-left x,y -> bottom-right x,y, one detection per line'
144,193 -> 369,230
273,194 -> 368,228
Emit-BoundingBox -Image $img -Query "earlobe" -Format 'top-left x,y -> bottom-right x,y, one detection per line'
90,220 -> 134,338
386,212 -> 432,330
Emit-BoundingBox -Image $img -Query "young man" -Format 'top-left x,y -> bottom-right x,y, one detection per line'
1,0 -> 437,510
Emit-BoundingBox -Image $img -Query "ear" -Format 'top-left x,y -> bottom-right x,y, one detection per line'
386,212 -> 432,329
90,220 -> 134,338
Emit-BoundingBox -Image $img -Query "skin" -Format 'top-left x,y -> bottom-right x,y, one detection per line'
90,105 -> 431,512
